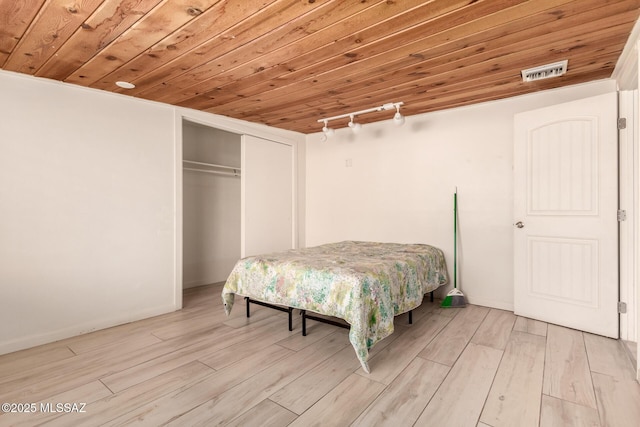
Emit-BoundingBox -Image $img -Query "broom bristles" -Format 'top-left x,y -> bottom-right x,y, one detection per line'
441,288 -> 466,308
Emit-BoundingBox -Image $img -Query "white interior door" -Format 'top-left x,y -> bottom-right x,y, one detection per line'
514,92 -> 618,338
241,135 -> 294,257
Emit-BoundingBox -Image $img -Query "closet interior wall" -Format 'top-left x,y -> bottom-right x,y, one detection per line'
182,120 -> 241,289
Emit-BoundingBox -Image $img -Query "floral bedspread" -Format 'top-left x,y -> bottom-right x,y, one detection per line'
221,241 -> 448,373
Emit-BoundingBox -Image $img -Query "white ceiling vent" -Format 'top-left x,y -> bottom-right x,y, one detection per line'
521,60 -> 568,82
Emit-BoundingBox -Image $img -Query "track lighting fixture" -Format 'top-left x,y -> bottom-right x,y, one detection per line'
317,101 -> 404,137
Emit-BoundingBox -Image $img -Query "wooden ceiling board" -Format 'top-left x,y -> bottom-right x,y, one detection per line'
64,0 -> 224,85
176,0 -> 507,111
127,0 -> 362,102
195,0 -> 616,119
89,0 -> 280,90
0,0 -> 44,66
2,0 -> 639,134
219,1 -> 635,125
127,0 -> 461,104
35,0 -> 166,80
3,0 -> 105,74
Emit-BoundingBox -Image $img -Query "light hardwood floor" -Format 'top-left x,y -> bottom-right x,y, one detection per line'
1,283 -> 639,427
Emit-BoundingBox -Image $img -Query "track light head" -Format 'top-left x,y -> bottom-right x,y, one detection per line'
321,120 -> 334,137
348,115 -> 362,133
393,104 -> 405,126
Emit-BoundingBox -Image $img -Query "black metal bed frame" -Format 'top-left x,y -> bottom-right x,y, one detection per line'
244,297 -> 294,331
244,291 -> 434,335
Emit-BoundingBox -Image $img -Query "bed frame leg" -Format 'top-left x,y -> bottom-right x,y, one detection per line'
301,310 -> 307,336
408,310 -> 413,324
288,307 -> 293,331
430,291 -> 434,303
245,297 -> 250,318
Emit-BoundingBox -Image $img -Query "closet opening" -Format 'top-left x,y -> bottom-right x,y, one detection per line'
182,119 -> 241,290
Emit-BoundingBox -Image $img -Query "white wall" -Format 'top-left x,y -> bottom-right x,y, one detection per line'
0,69 -> 304,355
182,123 -> 241,288
0,71 -> 177,354
304,79 -> 617,311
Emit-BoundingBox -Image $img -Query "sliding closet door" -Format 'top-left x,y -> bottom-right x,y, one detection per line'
241,135 -> 294,257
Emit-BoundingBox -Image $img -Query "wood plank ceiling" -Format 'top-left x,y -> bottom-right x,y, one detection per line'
1,0 -> 639,134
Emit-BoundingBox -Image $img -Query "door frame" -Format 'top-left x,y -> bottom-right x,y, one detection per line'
619,90 -> 637,344
173,108 -> 301,311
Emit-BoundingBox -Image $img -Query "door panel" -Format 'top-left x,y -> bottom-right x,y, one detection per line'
528,118 -> 597,215
514,92 -> 618,338
241,135 -> 293,257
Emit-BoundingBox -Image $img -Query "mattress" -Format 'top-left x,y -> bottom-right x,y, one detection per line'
221,241 -> 448,372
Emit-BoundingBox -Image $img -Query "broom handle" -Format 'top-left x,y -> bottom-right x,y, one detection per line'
454,191 -> 457,289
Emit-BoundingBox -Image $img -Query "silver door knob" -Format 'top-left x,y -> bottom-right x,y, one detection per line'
515,221 -> 524,228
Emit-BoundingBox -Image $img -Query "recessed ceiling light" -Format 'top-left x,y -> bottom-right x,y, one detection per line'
115,81 -> 135,89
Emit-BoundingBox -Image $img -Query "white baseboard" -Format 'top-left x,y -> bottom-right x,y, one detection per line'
0,303 -> 177,356
183,277 -> 228,289
465,296 -> 514,312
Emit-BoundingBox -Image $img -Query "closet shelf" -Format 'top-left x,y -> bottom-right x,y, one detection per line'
183,160 -> 241,177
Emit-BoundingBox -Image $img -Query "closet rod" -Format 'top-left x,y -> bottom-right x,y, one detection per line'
183,167 -> 240,177
183,159 -> 241,171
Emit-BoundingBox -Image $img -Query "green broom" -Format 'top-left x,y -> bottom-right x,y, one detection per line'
441,188 -> 466,308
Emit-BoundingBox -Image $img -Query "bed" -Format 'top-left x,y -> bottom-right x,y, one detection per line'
221,241 -> 448,373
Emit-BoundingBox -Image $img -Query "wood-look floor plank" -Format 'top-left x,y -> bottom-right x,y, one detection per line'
622,340 -> 637,363
539,394 -> 601,427
269,343 -> 362,415
415,343 -> 503,426
182,282 -> 225,311
351,357 -> 449,426
432,303 -> 463,318
100,343 -> 295,426
225,399 -> 297,427
0,324 -> 230,404
480,331 -> 546,427
0,344 -> 75,380
164,331 -> 350,426
357,312 -> 452,384
42,360 -> 217,427
1,380 -> 112,427
68,331 -> 163,355
223,304 -> 283,329
592,372 -> 640,427
269,315 -> 410,416
149,311 -> 219,340
276,321 -> 338,351
404,297 -> 442,323
543,325 -> 597,409
471,309 -> 517,350
513,316 -> 548,337
199,321 -> 297,371
287,373 -> 386,427
101,314 -> 286,392
419,305 -> 490,366
583,333 -> 637,381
